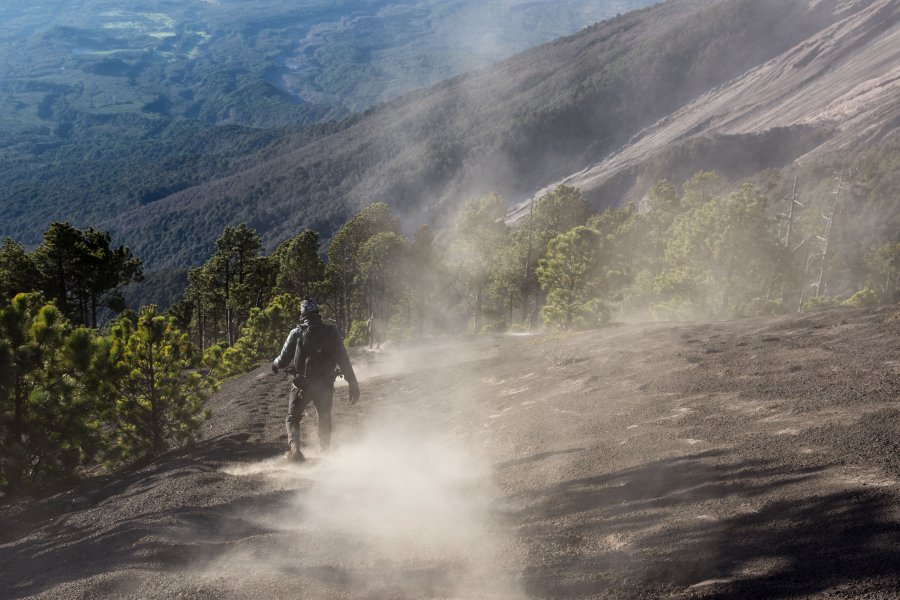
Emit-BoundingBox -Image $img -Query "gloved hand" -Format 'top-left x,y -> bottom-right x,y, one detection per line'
348,380 -> 360,405
271,362 -> 279,374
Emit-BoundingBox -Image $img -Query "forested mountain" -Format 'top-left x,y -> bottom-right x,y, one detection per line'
0,0 -> 653,250
3,0 -> 899,272
100,0 -> 900,268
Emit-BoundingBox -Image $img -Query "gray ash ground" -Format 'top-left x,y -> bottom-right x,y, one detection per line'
2,305 -> 899,599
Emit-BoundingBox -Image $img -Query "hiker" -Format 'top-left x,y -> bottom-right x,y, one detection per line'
272,298 -> 360,461
367,313 -> 381,349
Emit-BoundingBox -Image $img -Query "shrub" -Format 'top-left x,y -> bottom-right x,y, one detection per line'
480,320 -> 508,334
345,320 -> 369,347
802,296 -> 840,312
842,287 -> 879,308
215,294 -> 302,378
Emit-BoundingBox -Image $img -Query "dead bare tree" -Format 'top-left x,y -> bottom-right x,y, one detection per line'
777,176 -> 803,303
813,170 -> 849,298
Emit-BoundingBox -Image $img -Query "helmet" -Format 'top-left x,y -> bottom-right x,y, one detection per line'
300,297 -> 318,316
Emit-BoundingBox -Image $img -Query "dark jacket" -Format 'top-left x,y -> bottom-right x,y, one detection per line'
273,314 -> 357,385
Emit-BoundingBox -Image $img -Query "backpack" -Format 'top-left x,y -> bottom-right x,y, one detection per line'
295,321 -> 338,387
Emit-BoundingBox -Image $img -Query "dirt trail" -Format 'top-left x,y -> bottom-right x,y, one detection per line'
2,306 -> 899,599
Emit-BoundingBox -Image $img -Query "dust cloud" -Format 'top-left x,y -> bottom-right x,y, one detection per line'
209,343 -> 522,599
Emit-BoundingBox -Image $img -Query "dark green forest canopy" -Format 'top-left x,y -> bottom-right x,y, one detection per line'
1,223 -> 143,327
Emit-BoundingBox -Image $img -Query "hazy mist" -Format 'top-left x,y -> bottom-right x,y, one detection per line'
214,343 -> 524,598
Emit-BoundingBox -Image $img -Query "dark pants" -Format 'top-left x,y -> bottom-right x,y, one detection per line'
286,381 -> 334,450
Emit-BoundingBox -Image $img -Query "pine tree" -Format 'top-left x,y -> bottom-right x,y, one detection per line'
273,230 -> 326,299
100,306 -> 214,463
81,228 -> 143,328
357,231 -> 409,326
31,223 -> 142,327
451,193 -> 509,333
0,294 -> 101,491
217,294 -> 303,377
0,238 -> 40,302
209,224 -> 267,346
517,185 -> 591,323
536,227 -> 608,329
659,183 -> 784,316
326,203 -> 402,333
866,242 -> 900,303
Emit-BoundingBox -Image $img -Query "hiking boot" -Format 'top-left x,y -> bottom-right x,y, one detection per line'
286,422 -> 304,462
286,444 -> 305,463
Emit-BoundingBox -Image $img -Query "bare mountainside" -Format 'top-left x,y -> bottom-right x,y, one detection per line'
528,0 -> 900,210
106,0 -> 875,267
1,305 -> 899,598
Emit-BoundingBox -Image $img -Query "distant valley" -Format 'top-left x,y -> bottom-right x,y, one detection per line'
1,0 -> 654,131
0,0 -> 655,251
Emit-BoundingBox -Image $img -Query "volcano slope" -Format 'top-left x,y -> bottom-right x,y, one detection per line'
2,305 -> 899,599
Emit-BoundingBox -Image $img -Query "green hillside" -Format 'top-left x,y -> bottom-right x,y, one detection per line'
0,0 -> 654,249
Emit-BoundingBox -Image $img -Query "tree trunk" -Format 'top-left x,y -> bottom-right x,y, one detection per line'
13,376 -> 24,443
341,273 -> 349,335
417,293 -> 425,338
91,292 -> 98,329
210,305 -> 219,345
474,285 -> 483,334
196,296 -> 204,352
78,291 -> 88,327
8,376 -> 26,490
530,288 -> 543,329
55,253 -> 68,318
224,262 -> 232,346
147,341 -> 165,457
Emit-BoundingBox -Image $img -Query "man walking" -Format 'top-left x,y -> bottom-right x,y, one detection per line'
272,298 -> 360,461
367,313 -> 381,349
